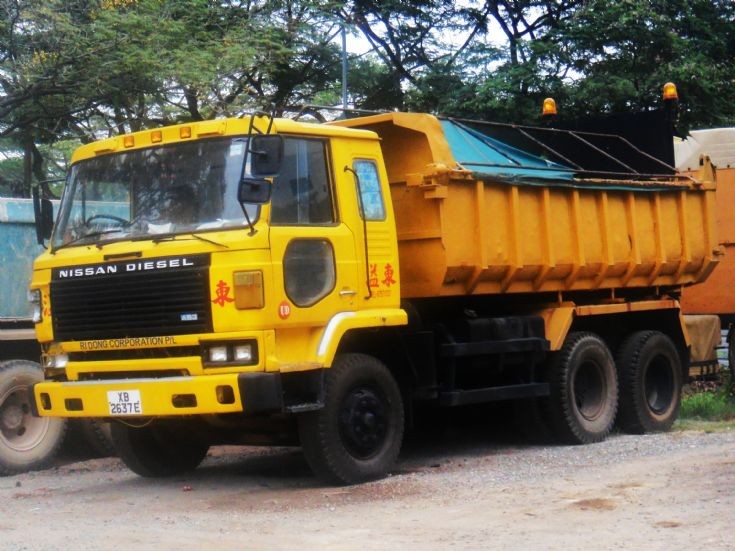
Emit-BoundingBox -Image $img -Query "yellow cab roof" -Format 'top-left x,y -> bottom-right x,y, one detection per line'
70,116 -> 379,164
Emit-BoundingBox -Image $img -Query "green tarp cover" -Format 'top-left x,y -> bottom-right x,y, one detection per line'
441,119 -> 575,182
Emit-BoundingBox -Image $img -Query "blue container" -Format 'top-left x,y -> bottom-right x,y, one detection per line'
0,198 -> 47,319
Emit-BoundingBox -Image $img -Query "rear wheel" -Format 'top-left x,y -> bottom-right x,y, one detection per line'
0,360 -> 67,475
110,421 -> 209,477
616,331 -> 682,433
298,353 -> 404,485
547,333 -> 618,444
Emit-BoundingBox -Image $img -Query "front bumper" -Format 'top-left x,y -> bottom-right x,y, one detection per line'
30,372 -> 283,418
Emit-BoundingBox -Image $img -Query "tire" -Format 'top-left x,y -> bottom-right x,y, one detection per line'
110,421 -> 209,477
0,360 -> 67,475
298,353 -> 404,485
546,333 -> 618,444
616,331 -> 682,434
79,419 -> 115,457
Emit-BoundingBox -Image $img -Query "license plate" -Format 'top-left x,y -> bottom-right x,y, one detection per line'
107,390 -> 143,416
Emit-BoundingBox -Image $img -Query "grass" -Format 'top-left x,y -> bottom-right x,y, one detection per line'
680,390 -> 735,421
675,381 -> 735,431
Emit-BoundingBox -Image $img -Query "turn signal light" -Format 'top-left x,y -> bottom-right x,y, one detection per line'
123,135 -> 135,148
151,130 -> 162,143
234,271 -> 264,309
180,126 -> 192,139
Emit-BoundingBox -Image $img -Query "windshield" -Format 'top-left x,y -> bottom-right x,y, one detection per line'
52,137 -> 258,249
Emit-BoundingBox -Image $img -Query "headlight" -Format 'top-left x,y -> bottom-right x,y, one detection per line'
203,340 -> 258,366
233,344 -> 253,362
208,346 -> 229,363
28,289 -> 42,323
42,354 -> 69,368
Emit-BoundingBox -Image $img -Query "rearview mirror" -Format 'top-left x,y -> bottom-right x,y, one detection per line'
238,178 -> 272,205
250,135 -> 283,177
32,187 -> 54,245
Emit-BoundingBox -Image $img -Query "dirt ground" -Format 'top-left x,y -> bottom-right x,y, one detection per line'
1,424 -> 733,550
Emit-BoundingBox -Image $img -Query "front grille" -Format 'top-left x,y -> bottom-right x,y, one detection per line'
51,254 -> 212,341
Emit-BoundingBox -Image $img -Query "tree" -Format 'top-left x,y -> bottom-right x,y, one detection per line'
552,0 -> 735,130
0,0 -> 348,196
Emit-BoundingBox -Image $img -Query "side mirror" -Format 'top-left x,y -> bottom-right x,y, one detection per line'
32,187 -> 54,245
238,178 -> 272,205
250,135 -> 283,177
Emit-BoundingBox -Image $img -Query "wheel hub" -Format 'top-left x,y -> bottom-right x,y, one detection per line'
0,387 -> 48,450
1,403 -> 24,431
339,388 -> 388,459
645,355 -> 675,414
573,360 -> 605,421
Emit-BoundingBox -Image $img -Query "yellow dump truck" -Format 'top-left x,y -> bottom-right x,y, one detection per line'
28,112 -> 717,483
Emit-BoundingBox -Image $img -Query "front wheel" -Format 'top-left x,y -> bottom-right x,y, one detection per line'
0,360 -> 67,475
546,332 -> 618,444
616,331 -> 682,433
110,421 -> 209,477
298,354 -> 404,485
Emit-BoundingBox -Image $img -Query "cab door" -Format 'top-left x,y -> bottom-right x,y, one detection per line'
268,137 -> 360,338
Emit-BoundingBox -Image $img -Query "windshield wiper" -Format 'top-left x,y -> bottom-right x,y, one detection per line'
52,229 -> 125,253
151,233 -> 229,248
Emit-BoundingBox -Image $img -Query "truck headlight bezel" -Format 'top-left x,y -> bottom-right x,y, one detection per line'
202,340 -> 258,367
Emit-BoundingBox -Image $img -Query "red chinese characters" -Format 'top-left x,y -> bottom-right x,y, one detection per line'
382,263 -> 396,287
211,280 -> 235,307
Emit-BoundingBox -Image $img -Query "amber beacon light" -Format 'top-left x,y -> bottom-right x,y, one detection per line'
542,97 -> 558,117
663,82 -> 678,101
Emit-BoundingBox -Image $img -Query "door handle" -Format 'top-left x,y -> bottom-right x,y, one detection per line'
339,288 -> 358,296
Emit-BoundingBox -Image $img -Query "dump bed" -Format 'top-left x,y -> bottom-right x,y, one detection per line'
333,113 -> 718,299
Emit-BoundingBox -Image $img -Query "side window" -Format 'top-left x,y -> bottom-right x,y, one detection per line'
354,160 -> 385,221
283,239 -> 336,306
271,138 -> 333,225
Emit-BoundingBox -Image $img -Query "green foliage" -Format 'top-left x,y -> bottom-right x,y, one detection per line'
548,0 -> 735,130
2,0 -> 735,197
680,391 -> 735,421
344,0 -> 735,129
1,0 -> 348,195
